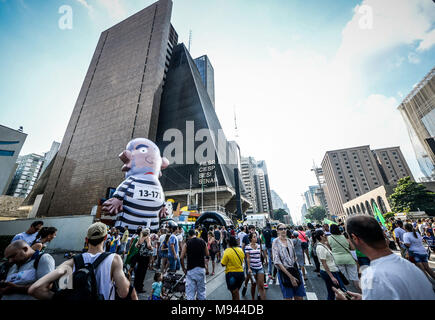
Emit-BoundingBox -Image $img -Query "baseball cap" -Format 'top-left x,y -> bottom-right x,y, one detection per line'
87,222 -> 108,240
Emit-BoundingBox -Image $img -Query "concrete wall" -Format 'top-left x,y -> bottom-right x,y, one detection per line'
0,215 -> 95,251
0,195 -> 26,217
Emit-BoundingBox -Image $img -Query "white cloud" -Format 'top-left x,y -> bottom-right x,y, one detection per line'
216,0 -> 432,222
75,0 -> 94,19
417,28 -> 435,51
408,52 -> 420,64
336,0 -> 435,68
96,0 -> 128,21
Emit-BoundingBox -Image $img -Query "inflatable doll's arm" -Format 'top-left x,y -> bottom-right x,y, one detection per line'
101,177 -> 132,215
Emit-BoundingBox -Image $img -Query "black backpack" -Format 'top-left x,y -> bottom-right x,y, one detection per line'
53,252 -> 112,301
0,251 -> 46,281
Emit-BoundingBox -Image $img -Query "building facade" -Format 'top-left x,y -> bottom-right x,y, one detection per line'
271,189 -> 290,214
37,0 -> 178,216
155,43 -> 250,214
372,147 -> 414,185
254,160 -> 273,214
0,125 -> 27,195
398,67 -> 435,178
322,145 -> 414,219
194,55 -> 215,108
40,141 -> 60,177
241,156 -> 259,214
7,153 -> 44,198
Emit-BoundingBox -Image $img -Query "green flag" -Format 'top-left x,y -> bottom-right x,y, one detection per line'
323,219 -> 337,225
372,202 -> 386,226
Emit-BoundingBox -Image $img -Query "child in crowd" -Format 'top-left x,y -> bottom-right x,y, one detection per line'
150,272 -> 165,300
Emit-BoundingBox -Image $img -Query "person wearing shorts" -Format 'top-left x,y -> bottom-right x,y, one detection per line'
273,223 -> 306,300
221,236 -> 245,300
404,223 -> 435,280
245,233 -> 266,300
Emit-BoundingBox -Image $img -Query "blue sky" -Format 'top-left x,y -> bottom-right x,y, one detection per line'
1,0 -> 434,224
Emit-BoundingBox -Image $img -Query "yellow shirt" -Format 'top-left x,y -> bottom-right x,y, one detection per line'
221,247 -> 245,273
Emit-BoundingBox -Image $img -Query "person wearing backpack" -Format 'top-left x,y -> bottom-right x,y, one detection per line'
1,240 -> 55,300
28,222 -> 135,300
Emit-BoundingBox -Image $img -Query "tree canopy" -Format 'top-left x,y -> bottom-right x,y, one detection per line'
389,176 -> 435,216
305,206 -> 327,223
272,208 -> 289,224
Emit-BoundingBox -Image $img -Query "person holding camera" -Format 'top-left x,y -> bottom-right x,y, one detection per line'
272,223 -> 306,300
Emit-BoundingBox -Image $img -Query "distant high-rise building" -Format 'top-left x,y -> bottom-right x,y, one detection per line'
321,145 -> 413,219
7,153 -> 44,198
40,141 -> 60,176
301,203 -> 308,221
271,190 -> 290,214
304,185 -> 322,209
241,156 -> 258,214
0,124 -> 27,195
398,67 -> 435,178
311,165 -> 331,216
254,160 -> 273,214
194,55 -> 215,108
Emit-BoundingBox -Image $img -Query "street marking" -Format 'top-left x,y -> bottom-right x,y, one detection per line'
306,292 -> 318,300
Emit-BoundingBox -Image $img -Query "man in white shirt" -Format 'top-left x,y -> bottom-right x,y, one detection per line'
334,215 -> 435,300
237,226 -> 247,247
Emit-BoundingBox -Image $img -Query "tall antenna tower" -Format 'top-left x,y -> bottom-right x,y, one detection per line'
188,30 -> 192,52
233,105 -> 239,139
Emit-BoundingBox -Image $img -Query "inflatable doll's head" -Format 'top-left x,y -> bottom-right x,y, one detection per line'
119,138 -> 169,178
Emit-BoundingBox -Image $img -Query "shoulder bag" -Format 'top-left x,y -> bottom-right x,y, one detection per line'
318,242 -> 349,286
231,248 -> 244,267
277,240 -> 302,288
330,236 -> 358,262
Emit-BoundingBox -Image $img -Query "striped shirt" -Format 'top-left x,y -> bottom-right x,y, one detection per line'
245,244 -> 262,270
113,174 -> 164,232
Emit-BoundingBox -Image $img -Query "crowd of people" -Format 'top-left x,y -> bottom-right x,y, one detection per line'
1,215 -> 434,300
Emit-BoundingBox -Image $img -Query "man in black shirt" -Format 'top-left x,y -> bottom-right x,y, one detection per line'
262,223 -> 273,278
213,226 -> 222,261
180,229 -> 209,300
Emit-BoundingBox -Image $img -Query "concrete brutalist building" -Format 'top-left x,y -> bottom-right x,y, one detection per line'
37,0 -> 177,216
37,0 -> 249,217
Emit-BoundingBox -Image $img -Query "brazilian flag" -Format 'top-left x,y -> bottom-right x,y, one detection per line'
323,219 -> 338,225
372,202 -> 386,226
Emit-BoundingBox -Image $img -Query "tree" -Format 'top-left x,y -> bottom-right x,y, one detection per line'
272,208 -> 288,223
389,176 -> 435,216
383,212 -> 395,220
305,206 -> 327,223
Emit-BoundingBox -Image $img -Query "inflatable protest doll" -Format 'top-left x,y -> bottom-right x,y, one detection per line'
102,138 -> 170,232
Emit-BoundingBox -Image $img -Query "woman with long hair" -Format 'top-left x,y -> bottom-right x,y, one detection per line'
245,232 -> 267,300
315,229 -> 347,300
404,223 -> 435,280
160,233 -> 170,275
31,227 -> 57,252
272,223 -> 306,300
207,231 -> 218,276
